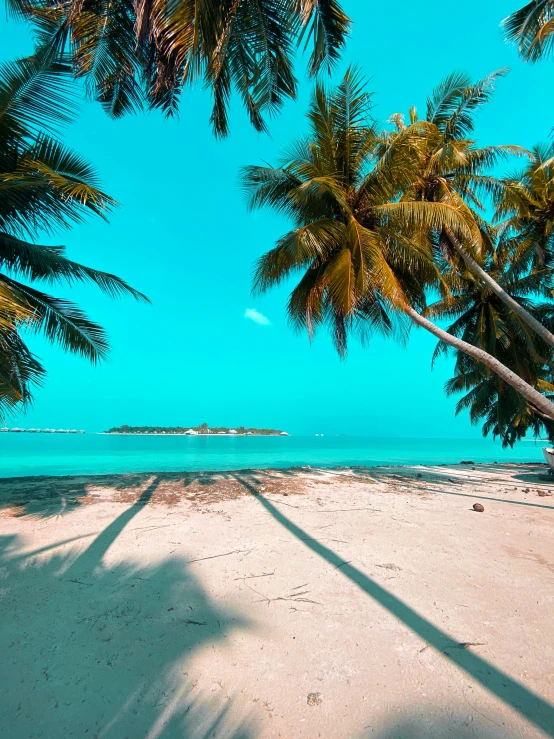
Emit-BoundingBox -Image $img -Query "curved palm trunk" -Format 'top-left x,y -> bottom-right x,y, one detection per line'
404,305 -> 554,421
445,227 -> 554,349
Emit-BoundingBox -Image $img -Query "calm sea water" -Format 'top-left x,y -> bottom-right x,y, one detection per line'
0,433 -> 547,478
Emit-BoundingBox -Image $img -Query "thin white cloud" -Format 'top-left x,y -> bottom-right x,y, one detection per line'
244,308 -> 271,326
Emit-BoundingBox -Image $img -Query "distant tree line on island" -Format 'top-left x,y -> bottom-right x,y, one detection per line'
106,424 -> 287,436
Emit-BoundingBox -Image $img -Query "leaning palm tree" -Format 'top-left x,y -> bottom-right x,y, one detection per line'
241,69 -> 554,421
428,235 -> 554,446
503,1 -> 554,61
383,70 -> 554,349
0,54 -> 147,417
8,0 -> 350,137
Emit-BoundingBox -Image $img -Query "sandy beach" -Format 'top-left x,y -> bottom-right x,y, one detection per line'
1,463 -> 553,738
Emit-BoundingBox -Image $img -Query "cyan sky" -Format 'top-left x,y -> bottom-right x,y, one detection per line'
2,1 -> 553,435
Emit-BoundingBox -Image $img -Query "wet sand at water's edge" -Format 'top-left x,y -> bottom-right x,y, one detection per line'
1,463 -> 553,738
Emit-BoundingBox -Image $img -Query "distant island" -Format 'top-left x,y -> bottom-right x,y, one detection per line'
105,424 -> 289,436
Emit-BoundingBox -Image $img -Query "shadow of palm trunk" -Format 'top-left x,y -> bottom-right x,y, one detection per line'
66,476 -> 160,576
0,504 -> 256,738
237,477 -> 554,738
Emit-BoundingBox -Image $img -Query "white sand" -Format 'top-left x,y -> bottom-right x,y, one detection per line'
0,463 -> 553,738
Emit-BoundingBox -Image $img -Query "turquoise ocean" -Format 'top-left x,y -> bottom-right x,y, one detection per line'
0,433 -> 547,478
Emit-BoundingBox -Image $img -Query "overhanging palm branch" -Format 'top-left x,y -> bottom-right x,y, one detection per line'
503,1 -> 554,61
0,325 -> 45,417
0,55 -> 148,417
0,233 -> 146,299
1,275 -> 110,362
0,53 -> 78,141
9,0 -> 351,137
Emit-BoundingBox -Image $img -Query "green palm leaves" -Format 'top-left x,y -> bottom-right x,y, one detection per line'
429,241 -> 554,446
496,143 -> 554,270
243,67 -> 554,433
0,54 -> 147,418
9,0 -> 350,137
503,1 -> 554,61
242,68 -> 445,354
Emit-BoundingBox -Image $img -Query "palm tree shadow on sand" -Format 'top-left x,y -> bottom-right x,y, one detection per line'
0,467 -> 302,520
359,716 -> 517,738
232,474 -> 554,738
2,471 -> 552,738
0,476 -> 255,738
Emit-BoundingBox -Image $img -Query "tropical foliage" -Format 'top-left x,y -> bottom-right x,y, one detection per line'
428,234 -> 554,446
0,54 -> 147,418
496,143 -> 554,270
242,68 -> 554,438
8,0 -> 350,137
503,1 -> 554,61
380,71 -> 554,350
242,68 -> 452,355
106,424 -> 285,435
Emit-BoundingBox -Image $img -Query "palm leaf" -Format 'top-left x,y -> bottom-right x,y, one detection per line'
0,231 -> 149,301
503,1 -> 554,61
1,274 -> 110,363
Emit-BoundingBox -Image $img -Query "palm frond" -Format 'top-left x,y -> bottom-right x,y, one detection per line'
426,69 -> 508,140
503,1 -> 554,61
11,0 -> 351,136
0,231 -> 149,301
1,275 -> 110,363
0,53 -> 78,141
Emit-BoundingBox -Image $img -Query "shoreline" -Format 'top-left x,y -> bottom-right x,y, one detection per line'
0,459 -> 547,483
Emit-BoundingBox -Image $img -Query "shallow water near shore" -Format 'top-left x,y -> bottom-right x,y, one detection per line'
0,433 -> 547,478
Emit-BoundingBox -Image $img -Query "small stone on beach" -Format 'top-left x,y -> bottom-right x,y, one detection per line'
307,693 -> 323,706
472,503 -> 484,512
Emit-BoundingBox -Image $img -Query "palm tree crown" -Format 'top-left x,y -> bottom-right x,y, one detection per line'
241,68 -> 469,354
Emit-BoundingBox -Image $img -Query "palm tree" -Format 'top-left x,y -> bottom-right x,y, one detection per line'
0,54 -> 148,417
503,1 -> 554,61
427,234 -> 554,446
383,70 -> 554,349
8,0 -> 350,137
241,69 -> 554,421
495,143 -> 554,268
